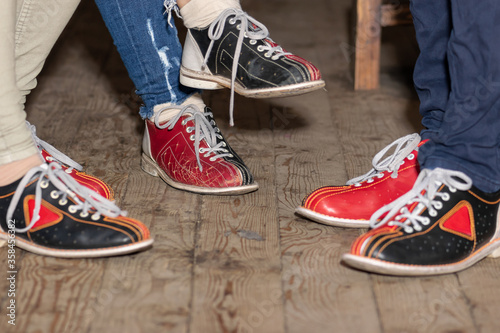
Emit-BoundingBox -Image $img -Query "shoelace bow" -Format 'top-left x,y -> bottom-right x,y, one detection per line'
154,104 -> 233,172
6,163 -> 123,233
369,168 -> 473,232
204,8 -> 292,126
346,133 -> 421,186
27,121 -> 83,172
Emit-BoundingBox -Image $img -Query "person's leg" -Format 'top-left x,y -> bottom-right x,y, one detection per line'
0,0 -> 41,185
95,0 -> 195,119
15,0 -> 81,105
418,0 -> 500,193
295,1 -> 452,228
95,0 -> 257,194
0,0 -> 152,257
411,0 -> 452,137
343,0 -> 500,275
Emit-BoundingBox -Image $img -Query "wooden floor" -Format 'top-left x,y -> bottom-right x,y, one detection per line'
2,0 -> 500,332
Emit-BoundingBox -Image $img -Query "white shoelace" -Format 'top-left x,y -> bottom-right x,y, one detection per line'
369,168 -> 473,232
6,163 -> 124,234
204,8 -> 292,126
346,133 -> 421,186
27,121 -> 83,172
154,104 -> 233,172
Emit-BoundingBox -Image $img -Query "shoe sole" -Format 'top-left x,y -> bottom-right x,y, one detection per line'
342,239 -> 500,276
295,206 -> 370,228
141,153 -> 259,195
180,66 -> 326,99
0,231 -> 153,258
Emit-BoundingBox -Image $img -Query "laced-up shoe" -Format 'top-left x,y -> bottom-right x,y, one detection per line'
141,101 -> 258,195
343,168 -> 500,276
180,8 -> 325,126
296,134 -> 422,228
0,162 -> 152,258
28,121 -> 114,200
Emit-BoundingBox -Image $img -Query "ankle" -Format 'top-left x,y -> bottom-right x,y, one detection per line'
0,154 -> 44,186
180,0 -> 241,29
152,93 -> 206,123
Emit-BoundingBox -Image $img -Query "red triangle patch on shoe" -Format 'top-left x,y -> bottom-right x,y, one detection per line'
24,195 -> 63,231
439,201 -> 475,241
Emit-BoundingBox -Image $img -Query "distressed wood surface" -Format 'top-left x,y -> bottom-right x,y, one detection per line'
1,1 -> 499,333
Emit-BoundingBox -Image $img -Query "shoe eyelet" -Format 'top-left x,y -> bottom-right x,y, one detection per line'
46,156 -> 54,162
91,213 -> 100,221
229,18 -> 236,24
186,127 -> 194,133
367,179 -> 374,183
209,157 -> 217,162
422,217 -> 430,226
249,39 -> 257,45
449,187 -> 457,193
181,119 -> 188,126
190,134 -> 195,141
264,53 -> 272,58
59,199 -> 68,206
442,193 -> 450,201
229,154 -> 234,158
80,212 -> 89,218
414,225 -> 422,232
65,169 -> 72,174
68,205 -> 77,214
236,24 -> 241,30
40,180 -> 49,189
204,153 -> 210,158
271,55 -> 280,61
404,227 -> 413,233
429,209 -> 438,217
377,173 -> 384,179
50,191 -> 60,199
388,222 -> 394,226
257,45 -> 264,52
408,153 -> 415,160
434,201 -> 443,210
354,183 -> 362,187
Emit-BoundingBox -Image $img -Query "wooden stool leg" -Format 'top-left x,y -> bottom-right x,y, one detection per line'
354,0 -> 382,90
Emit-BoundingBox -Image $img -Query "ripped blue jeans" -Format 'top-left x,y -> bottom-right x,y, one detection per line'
94,0 -> 196,119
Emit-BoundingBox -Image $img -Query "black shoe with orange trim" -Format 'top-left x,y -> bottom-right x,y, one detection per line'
0,162 -> 152,258
342,168 -> 500,276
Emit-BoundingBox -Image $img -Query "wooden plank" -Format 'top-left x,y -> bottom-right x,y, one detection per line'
355,0 -> 382,90
456,259 -> 500,333
372,275 -> 476,333
189,93 -> 285,333
253,0 -> 384,331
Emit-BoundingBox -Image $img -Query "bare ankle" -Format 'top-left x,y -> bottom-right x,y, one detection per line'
0,154 -> 44,186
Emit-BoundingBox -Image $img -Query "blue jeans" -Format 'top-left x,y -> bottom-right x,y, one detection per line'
94,0 -> 197,119
412,0 -> 500,193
